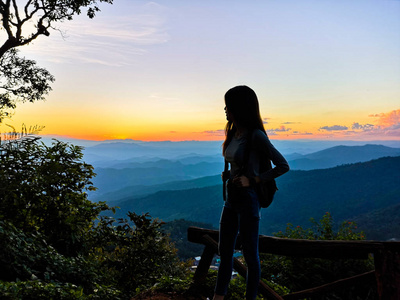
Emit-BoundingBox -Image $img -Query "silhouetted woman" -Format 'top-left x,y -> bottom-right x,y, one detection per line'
213,86 -> 289,300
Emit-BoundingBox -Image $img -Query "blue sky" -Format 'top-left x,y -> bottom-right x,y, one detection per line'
6,0 -> 400,141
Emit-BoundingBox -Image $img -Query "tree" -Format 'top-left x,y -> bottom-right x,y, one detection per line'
91,212 -> 189,297
0,137 -> 110,255
0,0 -> 113,121
0,0 -> 113,57
0,49 -> 54,121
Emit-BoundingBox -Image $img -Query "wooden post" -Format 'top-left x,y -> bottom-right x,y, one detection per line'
193,241 -> 217,284
374,244 -> 400,300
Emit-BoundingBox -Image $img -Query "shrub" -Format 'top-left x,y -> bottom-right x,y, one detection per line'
0,138 -> 110,256
0,220 -> 121,298
261,213 -> 376,299
0,138 -> 188,299
90,212 -> 190,298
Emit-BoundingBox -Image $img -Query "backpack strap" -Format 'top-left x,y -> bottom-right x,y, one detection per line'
239,130 -> 255,177
222,130 -> 254,201
222,159 -> 229,201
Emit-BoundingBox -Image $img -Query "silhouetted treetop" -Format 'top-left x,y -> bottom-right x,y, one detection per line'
0,0 -> 113,57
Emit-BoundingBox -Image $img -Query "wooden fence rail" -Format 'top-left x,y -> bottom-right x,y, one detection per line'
187,226 -> 400,300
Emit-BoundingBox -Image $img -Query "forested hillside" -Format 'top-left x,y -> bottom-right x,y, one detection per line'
110,156 -> 400,240
88,144 -> 400,200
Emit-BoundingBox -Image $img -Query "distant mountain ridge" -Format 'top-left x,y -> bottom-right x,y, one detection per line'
91,160 -> 223,195
82,139 -> 400,164
93,175 -> 220,203
288,144 -> 400,170
106,156 -> 400,241
89,144 -> 400,198
83,140 -> 222,162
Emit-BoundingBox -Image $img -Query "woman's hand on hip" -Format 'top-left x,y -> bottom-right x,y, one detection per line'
232,175 -> 250,187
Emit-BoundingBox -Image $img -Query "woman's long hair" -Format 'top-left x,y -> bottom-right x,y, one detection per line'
222,85 -> 266,154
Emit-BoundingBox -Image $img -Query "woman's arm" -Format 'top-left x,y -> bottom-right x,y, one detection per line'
253,129 -> 289,182
232,129 -> 289,187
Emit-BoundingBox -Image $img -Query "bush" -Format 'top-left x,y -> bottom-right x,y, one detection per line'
0,213 -> 189,299
90,212 -> 190,298
0,138 -> 109,256
0,221 -> 105,289
0,138 -> 188,299
0,280 -> 121,300
261,213 -> 376,299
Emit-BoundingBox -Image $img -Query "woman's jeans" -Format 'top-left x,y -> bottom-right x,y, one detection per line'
215,187 -> 261,300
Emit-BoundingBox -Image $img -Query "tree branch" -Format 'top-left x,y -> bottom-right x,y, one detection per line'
2,1 -> 13,38
0,0 -> 113,58
24,0 -> 33,18
11,0 -> 20,23
11,0 -> 22,40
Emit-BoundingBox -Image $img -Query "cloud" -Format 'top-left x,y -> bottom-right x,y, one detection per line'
272,126 -> 291,132
22,2 -> 170,66
360,109 -> 400,137
351,122 -> 374,131
282,121 -> 301,124
319,125 -> 348,131
262,118 -> 270,124
338,109 -> 400,139
292,131 -> 313,135
266,125 -> 291,135
202,129 -> 225,136
149,93 -> 180,101
265,130 -> 277,135
372,109 -> 400,127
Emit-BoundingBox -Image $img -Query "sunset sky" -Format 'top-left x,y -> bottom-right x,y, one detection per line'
4,0 -> 400,141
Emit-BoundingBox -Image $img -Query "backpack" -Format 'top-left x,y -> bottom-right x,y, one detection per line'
255,154 -> 278,208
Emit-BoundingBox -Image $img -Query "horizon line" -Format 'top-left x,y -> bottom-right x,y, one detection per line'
37,134 -> 400,144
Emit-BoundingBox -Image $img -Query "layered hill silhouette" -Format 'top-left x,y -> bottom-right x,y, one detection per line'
91,160 -> 223,196
288,144 -> 400,170
90,144 -> 400,198
106,156 -> 400,241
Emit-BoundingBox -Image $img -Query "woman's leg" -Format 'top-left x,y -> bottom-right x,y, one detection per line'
214,204 -> 239,296
240,191 -> 261,300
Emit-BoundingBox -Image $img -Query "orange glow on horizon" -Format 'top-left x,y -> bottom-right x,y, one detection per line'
40,128 -> 400,142
5,100 -> 400,142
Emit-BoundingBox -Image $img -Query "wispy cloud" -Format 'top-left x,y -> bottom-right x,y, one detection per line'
149,93 -> 180,101
282,121 -> 301,125
319,125 -> 349,131
22,2 -> 169,66
351,122 -> 374,131
292,131 -> 313,135
266,125 -> 291,135
201,129 -> 225,136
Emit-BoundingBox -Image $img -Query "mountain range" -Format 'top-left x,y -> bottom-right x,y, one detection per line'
101,156 -> 400,241
79,140 -> 400,241
287,144 -> 400,170
90,144 -> 400,199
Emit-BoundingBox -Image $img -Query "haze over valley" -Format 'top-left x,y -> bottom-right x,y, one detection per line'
67,138 -> 400,242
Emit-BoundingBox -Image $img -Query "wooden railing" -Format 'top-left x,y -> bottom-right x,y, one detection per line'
187,226 -> 400,300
